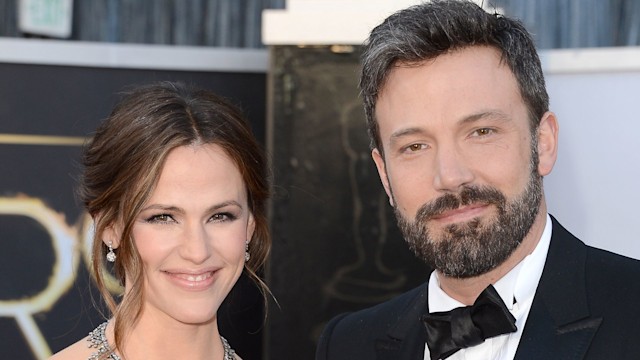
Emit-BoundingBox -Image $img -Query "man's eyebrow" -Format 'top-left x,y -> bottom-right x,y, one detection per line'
389,127 -> 426,141
388,111 -> 510,140
459,110 -> 511,125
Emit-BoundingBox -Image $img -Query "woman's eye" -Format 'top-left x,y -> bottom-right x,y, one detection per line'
146,214 -> 174,223
210,213 -> 237,222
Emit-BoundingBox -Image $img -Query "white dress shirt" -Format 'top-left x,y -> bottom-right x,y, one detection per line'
423,214 -> 553,360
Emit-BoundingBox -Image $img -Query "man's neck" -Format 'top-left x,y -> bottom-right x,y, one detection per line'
437,206 -> 548,305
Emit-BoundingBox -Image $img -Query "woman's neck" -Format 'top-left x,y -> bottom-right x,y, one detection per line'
111,313 -> 224,360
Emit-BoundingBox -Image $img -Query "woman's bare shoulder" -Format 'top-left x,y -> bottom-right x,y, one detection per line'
48,336 -> 94,360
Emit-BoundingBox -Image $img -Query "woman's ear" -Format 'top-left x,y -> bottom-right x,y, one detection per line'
246,213 -> 256,244
102,224 -> 121,248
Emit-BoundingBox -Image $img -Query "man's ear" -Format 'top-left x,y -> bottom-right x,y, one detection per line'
372,148 -> 394,207
536,111 -> 559,177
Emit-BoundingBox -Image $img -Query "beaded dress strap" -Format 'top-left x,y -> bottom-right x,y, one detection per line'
86,321 -> 238,359
87,322 -> 120,360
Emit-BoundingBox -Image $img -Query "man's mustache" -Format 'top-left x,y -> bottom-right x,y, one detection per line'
415,186 -> 506,222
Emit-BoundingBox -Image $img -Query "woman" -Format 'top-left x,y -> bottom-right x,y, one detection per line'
51,82 -> 270,360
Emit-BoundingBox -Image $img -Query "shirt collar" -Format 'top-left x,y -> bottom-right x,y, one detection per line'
429,214 -> 553,312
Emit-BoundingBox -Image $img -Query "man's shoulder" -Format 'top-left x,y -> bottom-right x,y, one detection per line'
583,243 -> 640,292
552,216 -> 640,277
329,281 -> 428,330
549,217 -> 640,303
316,281 -> 428,359
585,243 -> 640,270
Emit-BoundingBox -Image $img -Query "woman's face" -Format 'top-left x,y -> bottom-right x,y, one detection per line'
126,144 -> 254,324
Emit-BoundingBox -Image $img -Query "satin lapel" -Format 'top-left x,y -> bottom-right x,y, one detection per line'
375,282 -> 429,360
515,217 -> 601,360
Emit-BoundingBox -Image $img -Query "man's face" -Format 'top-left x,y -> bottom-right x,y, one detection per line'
372,46 -> 555,278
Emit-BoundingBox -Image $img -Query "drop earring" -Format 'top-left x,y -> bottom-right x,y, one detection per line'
245,240 -> 250,262
106,241 -> 116,263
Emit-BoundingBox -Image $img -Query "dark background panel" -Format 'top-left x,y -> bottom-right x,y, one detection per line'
0,63 -> 266,137
267,46 -> 431,360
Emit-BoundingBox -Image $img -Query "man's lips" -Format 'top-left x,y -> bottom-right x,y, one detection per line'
430,203 -> 490,223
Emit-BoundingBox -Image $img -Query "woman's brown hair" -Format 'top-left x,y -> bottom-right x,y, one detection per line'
78,81 -> 270,354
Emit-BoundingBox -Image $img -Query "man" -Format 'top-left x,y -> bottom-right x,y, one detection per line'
316,1 -> 640,359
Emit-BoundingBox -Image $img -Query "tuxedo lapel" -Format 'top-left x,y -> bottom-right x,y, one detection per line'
515,217 -> 601,360
375,282 -> 429,360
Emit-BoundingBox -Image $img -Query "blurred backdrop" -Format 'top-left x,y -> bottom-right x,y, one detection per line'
1,0 -> 639,48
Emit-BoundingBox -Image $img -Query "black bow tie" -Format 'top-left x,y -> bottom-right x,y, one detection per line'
421,284 -> 517,360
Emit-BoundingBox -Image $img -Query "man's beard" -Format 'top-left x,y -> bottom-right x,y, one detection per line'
393,164 -> 543,279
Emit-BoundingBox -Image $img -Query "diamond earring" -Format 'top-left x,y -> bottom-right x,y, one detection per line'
245,240 -> 250,262
106,241 -> 116,263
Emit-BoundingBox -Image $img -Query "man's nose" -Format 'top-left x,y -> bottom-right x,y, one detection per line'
432,145 -> 475,192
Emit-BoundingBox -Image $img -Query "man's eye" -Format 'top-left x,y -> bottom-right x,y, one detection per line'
474,128 -> 494,136
407,143 -> 425,152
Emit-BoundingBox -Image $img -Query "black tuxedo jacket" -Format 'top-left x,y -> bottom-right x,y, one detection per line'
316,217 -> 640,359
